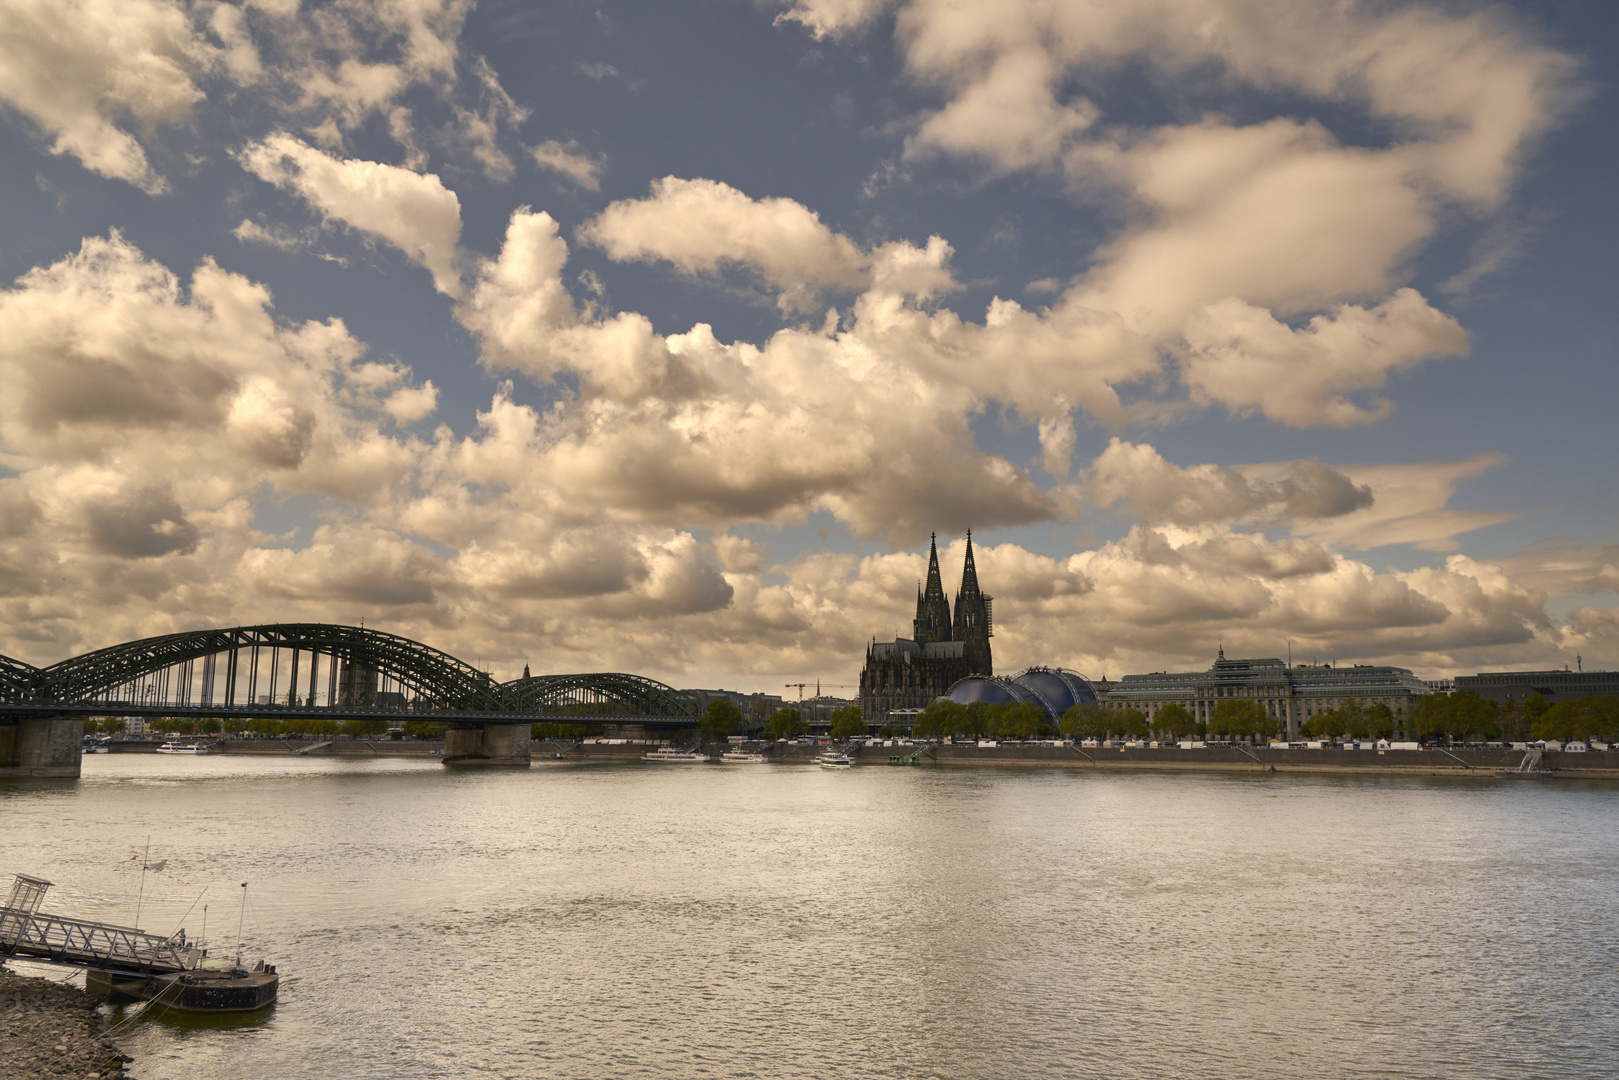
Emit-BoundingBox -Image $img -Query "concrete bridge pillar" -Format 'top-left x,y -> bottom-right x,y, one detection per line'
442,722 -> 530,767
0,716 -> 84,778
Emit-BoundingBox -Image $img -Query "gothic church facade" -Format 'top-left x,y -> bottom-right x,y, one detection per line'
859,532 -> 993,720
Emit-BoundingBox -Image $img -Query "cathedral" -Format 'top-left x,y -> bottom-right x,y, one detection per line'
859,532 -> 994,720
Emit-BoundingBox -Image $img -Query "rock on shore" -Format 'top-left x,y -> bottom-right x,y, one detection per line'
0,966 -> 128,1080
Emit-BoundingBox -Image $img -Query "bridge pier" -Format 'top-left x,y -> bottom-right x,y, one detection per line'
0,716 -> 83,778
442,722 -> 531,767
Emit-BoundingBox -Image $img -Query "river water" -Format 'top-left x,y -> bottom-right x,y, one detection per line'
3,755 -> 1618,1079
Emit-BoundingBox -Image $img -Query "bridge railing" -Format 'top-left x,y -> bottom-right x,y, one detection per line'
0,906 -> 190,974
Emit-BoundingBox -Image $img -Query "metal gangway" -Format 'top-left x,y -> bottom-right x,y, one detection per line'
1517,746 -> 1545,772
0,875 -> 191,976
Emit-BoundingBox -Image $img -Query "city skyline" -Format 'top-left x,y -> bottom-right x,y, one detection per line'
0,0 -> 1615,691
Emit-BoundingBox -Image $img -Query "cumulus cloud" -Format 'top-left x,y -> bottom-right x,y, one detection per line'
458,208 -> 1056,543
1078,439 -> 1373,526
0,0 -> 209,191
1179,289 -> 1470,427
236,133 -> 465,296
882,0 -> 1574,424
580,177 -> 872,311
84,484 -> 200,558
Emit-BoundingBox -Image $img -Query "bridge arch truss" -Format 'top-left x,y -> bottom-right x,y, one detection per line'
499,673 -> 697,719
11,624 -> 505,713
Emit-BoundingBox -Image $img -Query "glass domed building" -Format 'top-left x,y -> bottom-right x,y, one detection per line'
941,667 -> 1097,725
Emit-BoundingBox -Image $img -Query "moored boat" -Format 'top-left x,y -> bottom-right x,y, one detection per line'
155,742 -> 208,754
720,750 -> 768,763
642,746 -> 707,763
2,873 -> 278,1014
816,752 -> 853,769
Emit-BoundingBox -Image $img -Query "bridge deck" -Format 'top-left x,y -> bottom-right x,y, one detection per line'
0,906 -> 191,975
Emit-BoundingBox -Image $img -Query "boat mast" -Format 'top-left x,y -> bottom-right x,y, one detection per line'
236,882 -> 247,967
134,836 -> 150,927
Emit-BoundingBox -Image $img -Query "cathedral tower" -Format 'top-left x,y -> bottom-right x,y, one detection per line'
912,532 -> 952,644
952,530 -> 993,674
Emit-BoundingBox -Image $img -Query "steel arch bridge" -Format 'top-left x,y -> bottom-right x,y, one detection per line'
498,673 -> 698,718
0,625 -> 701,725
9,624 -> 506,712
0,654 -> 39,702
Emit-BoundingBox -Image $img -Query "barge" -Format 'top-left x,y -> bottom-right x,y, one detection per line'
0,873 -> 278,1013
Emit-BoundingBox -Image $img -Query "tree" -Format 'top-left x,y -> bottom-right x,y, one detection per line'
1060,703 -> 1109,742
914,699 -> 967,740
1411,694 -> 1451,742
1113,707 -> 1149,740
223,717 -> 247,735
306,717 -> 340,737
767,707 -> 806,739
1533,695 -> 1619,743
1209,699 -> 1272,743
701,700 -> 744,740
1153,703 -> 1197,741
246,716 -> 280,737
339,718 -> 389,737
404,721 -> 450,739
1299,710 -> 1331,739
1367,703 -> 1399,741
829,705 -> 867,740
993,701 -> 1045,740
197,718 -> 222,735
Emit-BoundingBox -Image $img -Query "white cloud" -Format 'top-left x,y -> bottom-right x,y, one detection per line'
881,0 -> 1574,427
1078,439 -> 1373,526
236,133 -> 465,297
1278,453 -> 1517,552
0,0 -> 210,191
457,209 -> 1055,543
232,219 -> 302,250
774,0 -> 895,39
580,177 -> 871,310
1179,289 -> 1469,428
531,139 -> 604,191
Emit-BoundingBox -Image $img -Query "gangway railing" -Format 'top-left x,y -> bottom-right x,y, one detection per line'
1518,747 -> 1545,773
0,905 -> 191,975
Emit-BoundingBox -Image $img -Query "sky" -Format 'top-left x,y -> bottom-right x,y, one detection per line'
0,0 -> 1615,692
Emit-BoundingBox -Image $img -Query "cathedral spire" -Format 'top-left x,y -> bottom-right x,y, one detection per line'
913,532 -> 952,643
953,528 -> 993,674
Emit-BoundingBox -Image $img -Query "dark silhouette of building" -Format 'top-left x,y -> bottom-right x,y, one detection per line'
860,532 -> 993,720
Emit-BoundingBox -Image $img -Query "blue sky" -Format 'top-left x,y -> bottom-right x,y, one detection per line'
0,0 -> 1614,690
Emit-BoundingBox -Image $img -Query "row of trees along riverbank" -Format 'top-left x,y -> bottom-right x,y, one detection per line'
900,692 -> 1619,746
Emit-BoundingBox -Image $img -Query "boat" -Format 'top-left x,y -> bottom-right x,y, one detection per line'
719,750 -> 768,763
81,738 -> 110,754
1,873 -> 278,1014
642,746 -> 707,763
155,742 -> 208,754
816,752 -> 853,769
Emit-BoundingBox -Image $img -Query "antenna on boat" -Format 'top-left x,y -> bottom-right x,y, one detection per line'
202,903 -> 207,951
236,882 -> 247,968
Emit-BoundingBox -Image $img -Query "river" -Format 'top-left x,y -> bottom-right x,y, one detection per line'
3,755 -> 1617,1078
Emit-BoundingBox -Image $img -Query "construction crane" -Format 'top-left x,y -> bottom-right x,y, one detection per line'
785,681 -> 856,701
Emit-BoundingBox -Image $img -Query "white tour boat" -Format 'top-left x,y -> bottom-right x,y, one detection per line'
642,746 -> 707,763
816,751 -> 853,769
155,742 -> 208,754
720,750 -> 768,763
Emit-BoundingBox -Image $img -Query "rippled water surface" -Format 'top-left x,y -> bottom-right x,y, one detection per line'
4,755 -> 1619,1078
